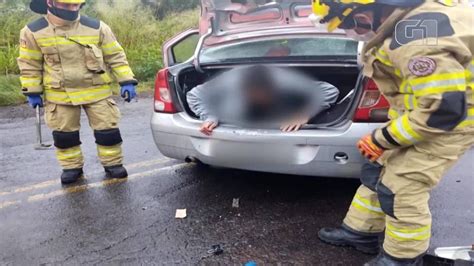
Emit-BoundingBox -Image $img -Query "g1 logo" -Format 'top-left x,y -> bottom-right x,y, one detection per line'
394,19 -> 439,46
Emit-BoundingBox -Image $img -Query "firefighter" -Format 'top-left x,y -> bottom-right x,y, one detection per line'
18,0 -> 138,184
312,0 -> 474,265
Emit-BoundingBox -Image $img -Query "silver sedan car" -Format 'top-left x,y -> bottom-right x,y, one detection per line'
151,0 -> 389,178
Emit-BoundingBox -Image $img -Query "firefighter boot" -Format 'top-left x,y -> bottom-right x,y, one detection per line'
364,250 -> 423,266
61,168 -> 83,184
318,226 -> 380,254
104,165 -> 128,179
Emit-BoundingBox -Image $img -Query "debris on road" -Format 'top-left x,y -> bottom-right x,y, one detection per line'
232,198 -> 240,208
175,209 -> 187,219
200,244 -> 225,261
244,261 -> 257,266
435,246 -> 474,262
207,244 -> 224,256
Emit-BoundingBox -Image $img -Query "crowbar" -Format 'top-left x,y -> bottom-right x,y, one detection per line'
34,105 -> 52,150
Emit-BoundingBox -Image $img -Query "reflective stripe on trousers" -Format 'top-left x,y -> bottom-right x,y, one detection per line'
56,146 -> 84,169
45,85 -> 112,105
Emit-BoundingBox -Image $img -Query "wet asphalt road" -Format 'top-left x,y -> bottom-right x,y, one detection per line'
0,97 -> 472,265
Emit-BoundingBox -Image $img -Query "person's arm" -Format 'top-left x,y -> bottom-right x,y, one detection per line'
186,83 -> 220,125
17,26 -> 44,96
306,80 -> 340,118
275,68 -> 339,131
100,22 -> 137,86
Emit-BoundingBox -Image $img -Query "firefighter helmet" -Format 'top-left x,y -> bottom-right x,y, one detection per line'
54,0 -> 86,3
312,0 -> 424,32
30,0 -> 86,14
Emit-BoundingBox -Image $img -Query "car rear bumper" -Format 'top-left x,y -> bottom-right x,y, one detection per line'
151,112 -> 381,178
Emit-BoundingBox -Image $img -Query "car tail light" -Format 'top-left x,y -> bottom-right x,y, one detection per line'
353,79 -> 390,122
154,68 -> 177,113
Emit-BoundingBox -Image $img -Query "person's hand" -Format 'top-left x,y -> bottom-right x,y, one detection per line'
27,94 -> 43,108
280,116 -> 309,132
120,84 -> 137,103
357,134 -> 385,163
200,121 -> 218,136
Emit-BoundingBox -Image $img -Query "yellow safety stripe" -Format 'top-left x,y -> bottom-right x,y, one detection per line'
56,147 -> 82,161
456,108 -> 474,129
97,145 -> 122,157
44,89 -> 72,104
388,114 -> 423,145
351,193 -> 384,215
386,223 -> 431,241
409,72 -> 466,96
20,76 -> 42,87
399,80 -> 413,94
67,85 -> 112,102
101,41 -> 124,56
375,49 -> 393,67
112,65 -> 134,78
436,0 -> 456,7
374,48 -> 402,77
19,47 -> 43,61
100,73 -> 113,84
394,69 -> 402,78
43,74 -> 53,85
388,108 -> 403,120
37,36 -> 99,47
45,85 -> 112,104
403,94 -> 417,110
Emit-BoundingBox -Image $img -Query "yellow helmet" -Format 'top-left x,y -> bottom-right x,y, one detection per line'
312,0 -> 424,32
54,0 -> 86,3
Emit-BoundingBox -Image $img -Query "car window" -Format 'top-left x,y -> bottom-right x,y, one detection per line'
200,37 -> 358,63
172,34 -> 200,64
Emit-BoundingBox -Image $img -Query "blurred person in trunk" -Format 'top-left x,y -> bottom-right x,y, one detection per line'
186,65 -> 339,135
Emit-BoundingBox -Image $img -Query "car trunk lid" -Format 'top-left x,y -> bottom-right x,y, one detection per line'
200,0 -> 319,44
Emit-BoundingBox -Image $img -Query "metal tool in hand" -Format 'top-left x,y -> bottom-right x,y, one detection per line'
35,105 -> 52,150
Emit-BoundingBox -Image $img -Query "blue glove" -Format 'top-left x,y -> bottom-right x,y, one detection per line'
120,84 -> 137,103
27,95 -> 43,108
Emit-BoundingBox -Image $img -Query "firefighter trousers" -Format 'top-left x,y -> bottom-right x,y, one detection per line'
343,132 -> 474,259
44,98 -> 123,170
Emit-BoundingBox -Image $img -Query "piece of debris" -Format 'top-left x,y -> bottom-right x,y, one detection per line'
434,246 -> 474,262
245,261 -> 257,266
175,209 -> 187,219
232,198 -> 240,208
142,207 -> 148,211
207,244 -> 224,256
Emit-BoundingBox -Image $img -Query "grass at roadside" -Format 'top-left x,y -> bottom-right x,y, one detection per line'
0,75 -> 24,106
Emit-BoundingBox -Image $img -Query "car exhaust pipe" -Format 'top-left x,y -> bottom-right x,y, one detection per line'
185,156 -> 199,163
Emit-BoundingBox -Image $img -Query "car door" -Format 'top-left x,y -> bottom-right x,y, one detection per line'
162,28 -> 200,68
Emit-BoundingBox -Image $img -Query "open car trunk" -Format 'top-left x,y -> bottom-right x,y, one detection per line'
174,64 -> 362,127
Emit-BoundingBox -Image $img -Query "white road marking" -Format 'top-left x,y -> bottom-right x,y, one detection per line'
0,158 -> 170,197
0,163 -> 190,210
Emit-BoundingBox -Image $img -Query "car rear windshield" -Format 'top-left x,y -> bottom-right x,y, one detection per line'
200,37 -> 358,63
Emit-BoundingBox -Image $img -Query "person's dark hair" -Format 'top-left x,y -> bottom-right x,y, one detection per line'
241,65 -> 275,92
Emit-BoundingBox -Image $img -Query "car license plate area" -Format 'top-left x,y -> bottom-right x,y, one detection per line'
190,137 -> 319,165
